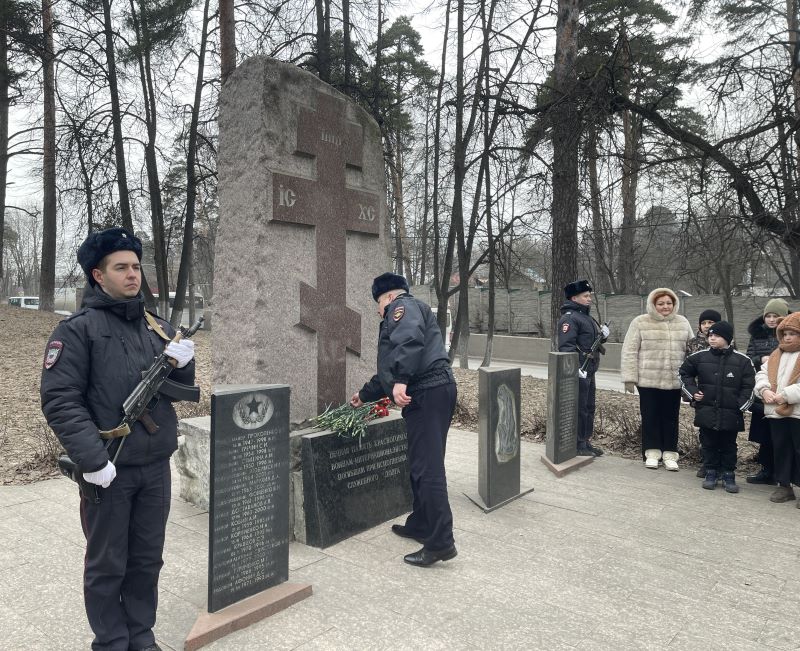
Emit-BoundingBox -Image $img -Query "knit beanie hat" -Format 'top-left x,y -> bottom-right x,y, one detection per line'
698,309 -> 721,325
763,298 -> 789,317
708,321 -> 734,345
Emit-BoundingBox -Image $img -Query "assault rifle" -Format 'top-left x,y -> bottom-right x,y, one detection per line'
577,321 -> 610,379
102,316 -> 204,462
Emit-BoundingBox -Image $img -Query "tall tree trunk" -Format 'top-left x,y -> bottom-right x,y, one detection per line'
481,60 -> 494,367
418,95 -> 431,285
616,27 -> 639,294
315,0 -> 330,82
40,0 -> 57,312
101,0 -> 133,232
433,0 -> 451,342
586,125 -> 615,293
447,0 -> 470,368
219,0 -> 235,84
130,0 -> 169,314
172,0 -> 211,327
550,0 -> 582,343
391,135 -> 412,281
0,29 -> 8,297
342,0 -> 351,92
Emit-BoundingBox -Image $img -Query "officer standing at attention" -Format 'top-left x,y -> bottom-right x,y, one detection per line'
350,272 -> 458,567
40,228 -> 196,651
558,279 -> 608,457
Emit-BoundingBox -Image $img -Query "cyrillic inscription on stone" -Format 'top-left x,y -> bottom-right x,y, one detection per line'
545,352 -> 580,465
208,385 -> 290,613
301,413 -> 411,548
271,91 -> 380,413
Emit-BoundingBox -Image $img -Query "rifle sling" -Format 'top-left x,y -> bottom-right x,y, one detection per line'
99,423 -> 131,440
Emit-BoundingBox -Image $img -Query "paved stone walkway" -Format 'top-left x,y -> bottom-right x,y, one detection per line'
2,430 -> 799,650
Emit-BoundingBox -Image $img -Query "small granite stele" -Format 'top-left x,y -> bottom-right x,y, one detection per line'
541,351 -> 594,477
183,385 -> 311,651
466,367 -> 534,512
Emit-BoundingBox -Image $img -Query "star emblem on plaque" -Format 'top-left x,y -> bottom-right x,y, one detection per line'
232,392 -> 274,430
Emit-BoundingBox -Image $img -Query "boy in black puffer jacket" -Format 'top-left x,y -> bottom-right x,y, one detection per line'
745,298 -> 788,484
679,321 -> 756,493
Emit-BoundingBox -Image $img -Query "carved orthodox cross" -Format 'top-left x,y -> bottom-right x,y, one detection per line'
271,91 -> 380,412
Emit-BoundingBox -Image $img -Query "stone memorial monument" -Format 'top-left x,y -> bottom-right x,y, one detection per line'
541,352 -> 594,476
466,367 -> 534,512
184,385 -> 311,651
214,57 -> 389,423
292,412 -> 412,547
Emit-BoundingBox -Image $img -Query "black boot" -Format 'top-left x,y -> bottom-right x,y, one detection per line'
722,472 -> 740,494
745,468 -> 776,485
702,469 -> 717,490
696,466 -> 707,478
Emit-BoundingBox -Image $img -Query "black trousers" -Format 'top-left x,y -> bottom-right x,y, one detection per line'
750,411 -> 775,473
699,427 -> 738,473
401,382 -> 457,552
80,458 -> 171,651
770,418 -> 800,486
577,373 -> 596,449
638,387 -> 681,457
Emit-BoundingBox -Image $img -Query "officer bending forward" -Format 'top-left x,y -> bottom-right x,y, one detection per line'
41,228 -> 195,651
351,273 -> 458,567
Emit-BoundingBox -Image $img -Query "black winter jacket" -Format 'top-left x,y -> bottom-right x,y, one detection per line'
40,285 -> 195,472
746,316 -> 779,372
359,292 -> 453,402
557,300 -> 602,374
679,346 -> 755,432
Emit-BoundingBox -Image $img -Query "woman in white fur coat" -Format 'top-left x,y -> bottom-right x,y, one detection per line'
621,288 -> 693,470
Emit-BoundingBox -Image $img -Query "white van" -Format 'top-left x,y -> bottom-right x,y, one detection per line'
431,307 -> 453,350
8,296 -> 39,310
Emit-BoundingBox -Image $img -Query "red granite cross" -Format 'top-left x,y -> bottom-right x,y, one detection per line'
272,91 -> 380,412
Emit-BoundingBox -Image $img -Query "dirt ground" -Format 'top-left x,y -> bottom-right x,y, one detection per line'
0,304 -> 759,485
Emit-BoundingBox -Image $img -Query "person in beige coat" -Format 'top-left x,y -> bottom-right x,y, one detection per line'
621,288 -> 693,470
753,311 -> 800,505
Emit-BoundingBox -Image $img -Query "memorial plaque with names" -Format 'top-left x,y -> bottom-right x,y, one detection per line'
301,413 -> 412,548
545,352 -> 580,464
208,385 -> 290,613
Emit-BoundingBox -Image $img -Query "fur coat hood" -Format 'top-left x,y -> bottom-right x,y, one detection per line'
621,287 -> 693,390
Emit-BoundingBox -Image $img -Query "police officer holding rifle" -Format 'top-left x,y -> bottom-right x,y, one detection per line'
557,279 -> 609,457
41,228 -> 197,651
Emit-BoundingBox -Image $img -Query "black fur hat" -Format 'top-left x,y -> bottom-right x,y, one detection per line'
77,227 -> 143,286
698,309 -> 722,325
708,320 -> 734,345
564,279 -> 592,299
371,272 -> 409,301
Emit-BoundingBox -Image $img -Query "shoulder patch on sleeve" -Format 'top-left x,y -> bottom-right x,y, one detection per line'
44,341 -> 64,369
562,322 -> 570,333
393,306 -> 405,322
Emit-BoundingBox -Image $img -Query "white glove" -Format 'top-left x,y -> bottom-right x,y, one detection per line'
83,461 -> 116,488
600,324 -> 610,338
578,369 -> 588,379
165,339 -> 195,368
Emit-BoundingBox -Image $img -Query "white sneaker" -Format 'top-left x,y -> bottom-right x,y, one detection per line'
662,451 -> 679,471
644,449 -> 661,469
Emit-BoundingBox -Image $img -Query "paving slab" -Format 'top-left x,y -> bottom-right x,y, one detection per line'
2,428 -> 800,650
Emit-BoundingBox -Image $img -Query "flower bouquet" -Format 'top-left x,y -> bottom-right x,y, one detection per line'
314,397 -> 392,441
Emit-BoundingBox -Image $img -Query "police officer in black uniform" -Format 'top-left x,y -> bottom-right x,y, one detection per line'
40,228 -> 196,651
557,279 -> 608,457
350,273 -> 458,567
